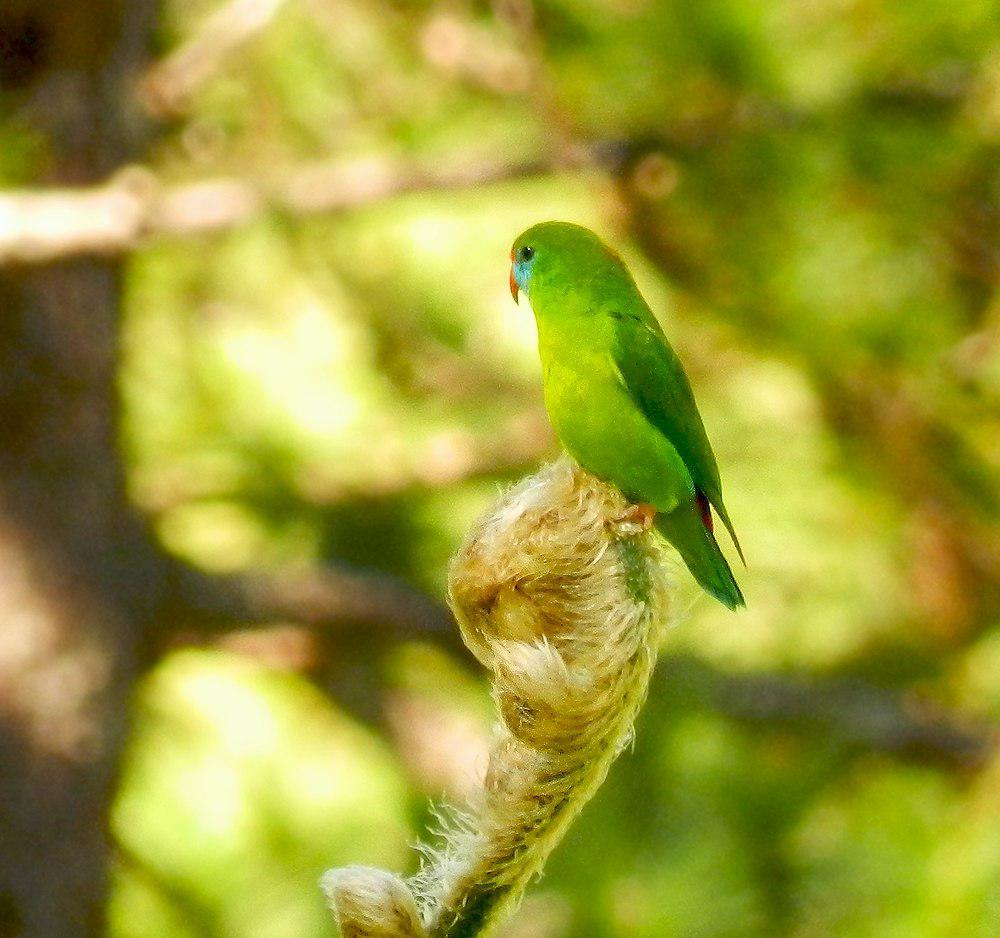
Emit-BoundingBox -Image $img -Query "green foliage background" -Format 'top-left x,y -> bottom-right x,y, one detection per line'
9,0 -> 999,934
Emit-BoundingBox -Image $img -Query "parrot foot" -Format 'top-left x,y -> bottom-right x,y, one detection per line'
609,502 -> 657,537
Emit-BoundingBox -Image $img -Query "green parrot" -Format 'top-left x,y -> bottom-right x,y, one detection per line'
509,221 -> 745,609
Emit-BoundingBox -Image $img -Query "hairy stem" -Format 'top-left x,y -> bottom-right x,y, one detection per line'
324,457 -> 671,937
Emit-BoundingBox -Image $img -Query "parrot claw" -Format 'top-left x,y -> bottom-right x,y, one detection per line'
609,502 -> 657,537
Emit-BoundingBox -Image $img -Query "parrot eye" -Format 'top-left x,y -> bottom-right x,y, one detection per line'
518,246 -> 535,262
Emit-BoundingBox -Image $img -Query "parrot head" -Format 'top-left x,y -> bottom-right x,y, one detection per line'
509,222 -> 628,308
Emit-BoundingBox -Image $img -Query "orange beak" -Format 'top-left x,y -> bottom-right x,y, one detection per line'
509,250 -> 519,303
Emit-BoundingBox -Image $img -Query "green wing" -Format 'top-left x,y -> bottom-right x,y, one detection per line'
608,305 -> 745,564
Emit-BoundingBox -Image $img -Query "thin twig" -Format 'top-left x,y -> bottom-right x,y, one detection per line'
700,662 -> 994,771
139,0 -> 292,118
167,560 -> 469,661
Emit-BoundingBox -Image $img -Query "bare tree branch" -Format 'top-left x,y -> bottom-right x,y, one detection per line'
167,560 -> 470,661
670,657 -> 996,772
0,151 -> 584,266
162,557 -> 997,773
139,0 -> 292,118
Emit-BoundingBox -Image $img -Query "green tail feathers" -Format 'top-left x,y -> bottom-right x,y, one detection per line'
655,506 -> 745,610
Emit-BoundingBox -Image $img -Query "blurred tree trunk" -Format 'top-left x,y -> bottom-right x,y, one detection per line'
0,2 -> 163,934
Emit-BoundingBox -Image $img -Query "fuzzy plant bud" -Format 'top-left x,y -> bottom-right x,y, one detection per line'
322,866 -> 426,938
324,457 -> 672,937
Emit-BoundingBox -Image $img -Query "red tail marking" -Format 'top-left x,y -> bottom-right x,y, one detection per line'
696,490 -> 713,533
